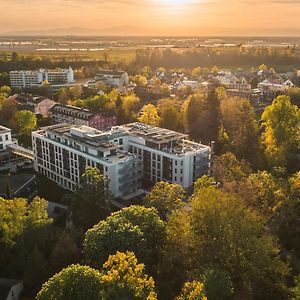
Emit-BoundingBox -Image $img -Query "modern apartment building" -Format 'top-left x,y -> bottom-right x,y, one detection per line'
49,104 -> 117,130
32,124 -> 142,199
95,70 -> 129,88
10,67 -> 74,88
32,123 -> 211,200
118,123 -> 211,189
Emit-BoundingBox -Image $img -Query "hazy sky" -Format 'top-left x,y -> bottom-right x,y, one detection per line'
1,0 -> 300,35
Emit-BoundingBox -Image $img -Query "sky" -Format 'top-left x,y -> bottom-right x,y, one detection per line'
1,0 -> 300,36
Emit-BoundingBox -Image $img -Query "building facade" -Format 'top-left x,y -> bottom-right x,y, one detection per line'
32,123 -> 211,200
95,70 -> 129,88
32,124 -> 142,199
118,123 -> 211,189
10,67 -> 74,88
0,126 -> 13,151
49,104 -> 117,130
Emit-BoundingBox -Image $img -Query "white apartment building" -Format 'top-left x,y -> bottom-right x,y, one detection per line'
32,124 -> 142,199
32,123 -> 211,200
10,67 -> 74,88
0,126 -> 13,151
94,70 -> 129,89
118,123 -> 211,189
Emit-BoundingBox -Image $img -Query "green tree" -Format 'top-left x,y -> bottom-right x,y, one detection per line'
261,95 -> 300,169
84,205 -> 165,271
16,110 -> 37,135
50,231 -> 81,273
189,187 -> 289,299
194,175 -> 215,194
212,152 -> 251,191
100,251 -> 157,300
242,171 -> 287,219
71,167 -> 111,229
186,90 -> 221,144
36,264 -> 102,300
176,281 -> 207,300
0,85 -> 11,97
289,171 -> 300,198
202,269 -> 233,300
138,104 -> 161,126
220,96 -> 260,164
290,276 -> 300,300
191,67 -> 202,79
0,197 -> 53,288
143,181 -> 185,219
0,98 -> 17,130
159,106 -> 181,131
273,197 -> 300,257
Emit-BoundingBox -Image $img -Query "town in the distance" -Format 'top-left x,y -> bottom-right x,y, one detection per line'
0,37 -> 300,300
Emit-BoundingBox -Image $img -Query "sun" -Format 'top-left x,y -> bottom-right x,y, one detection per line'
161,0 -> 186,4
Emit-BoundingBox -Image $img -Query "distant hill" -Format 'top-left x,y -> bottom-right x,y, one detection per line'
1,26 -> 153,36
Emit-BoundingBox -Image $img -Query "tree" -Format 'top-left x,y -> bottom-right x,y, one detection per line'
241,171 -> 287,219
138,104 -> 160,126
194,175 -> 215,194
186,90 -> 221,144
36,264 -> 102,300
23,246 -> 48,288
189,187 -> 289,299
273,197 -> 300,257
50,231 -> 81,273
290,276 -> 300,300
84,205 -> 165,271
212,152 -> 251,190
220,96 -> 260,164
122,94 -> 141,123
71,167 -> 111,229
143,181 -> 185,219
160,83 -> 170,94
211,66 -> 219,75
176,281 -> 207,300
0,197 -> 53,288
289,171 -> 300,198
0,97 -> 17,130
16,110 -> 37,135
100,251 -> 157,300
261,95 -> 300,169
191,67 -> 202,79
133,74 -> 148,87
70,85 -> 83,99
201,269 -> 233,300
0,85 -> 11,96
259,64 -> 268,72
287,87 -> 300,106
159,106 -> 181,131
57,88 -> 70,104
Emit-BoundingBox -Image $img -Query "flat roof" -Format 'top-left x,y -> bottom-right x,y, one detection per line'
41,124 -> 120,152
120,123 -> 188,144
